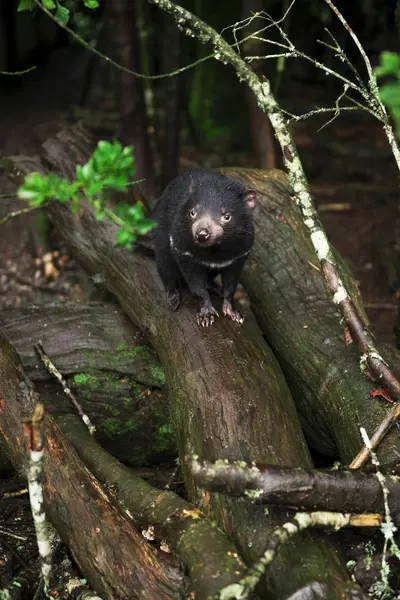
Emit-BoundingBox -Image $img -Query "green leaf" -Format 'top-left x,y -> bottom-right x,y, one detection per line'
136,219 -> 155,235
42,0 -> 56,9
116,228 -> 136,250
84,0 -> 100,9
379,82 -> 400,107
375,51 -> 400,78
16,140 -> 149,247
17,0 -> 34,11
55,3 -> 70,24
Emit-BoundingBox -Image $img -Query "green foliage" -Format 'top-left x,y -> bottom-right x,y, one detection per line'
375,51 -> 400,138
17,0 -> 99,24
17,0 -> 34,11
17,141 -> 155,250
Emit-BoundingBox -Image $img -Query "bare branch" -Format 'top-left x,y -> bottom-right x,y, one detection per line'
319,27 -> 366,90
323,0 -> 400,175
282,105 -> 359,124
324,0 -> 375,82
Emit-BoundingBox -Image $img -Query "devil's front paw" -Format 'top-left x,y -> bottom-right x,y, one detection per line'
167,290 -> 181,311
222,299 -> 244,324
197,304 -> 219,327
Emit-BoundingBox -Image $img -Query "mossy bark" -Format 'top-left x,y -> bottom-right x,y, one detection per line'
1,303 -> 174,465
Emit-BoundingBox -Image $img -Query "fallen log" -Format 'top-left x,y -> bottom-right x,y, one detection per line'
1,123 -> 368,598
0,303 -> 164,386
0,303 -> 174,466
222,167 -> 400,471
0,336 -> 183,600
192,459 -> 400,522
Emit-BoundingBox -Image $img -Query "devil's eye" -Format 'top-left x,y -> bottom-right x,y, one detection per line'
223,213 -> 231,222
190,208 -> 196,218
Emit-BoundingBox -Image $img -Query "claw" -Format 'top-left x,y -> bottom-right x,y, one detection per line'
222,300 -> 244,324
197,304 -> 219,327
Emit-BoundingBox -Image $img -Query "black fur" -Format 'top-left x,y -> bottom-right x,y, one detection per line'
150,168 -> 256,327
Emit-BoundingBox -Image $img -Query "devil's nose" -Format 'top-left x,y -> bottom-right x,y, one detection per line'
195,228 -> 210,242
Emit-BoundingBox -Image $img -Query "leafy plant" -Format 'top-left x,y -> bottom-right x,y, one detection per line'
17,141 -> 155,250
375,51 -> 400,138
17,0 -> 99,25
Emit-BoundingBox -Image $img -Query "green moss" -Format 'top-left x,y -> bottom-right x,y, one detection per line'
151,365 -> 166,386
113,342 -> 152,362
74,373 -> 98,385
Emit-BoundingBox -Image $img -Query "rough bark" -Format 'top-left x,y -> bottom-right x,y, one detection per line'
0,337 -> 183,600
2,123 -> 366,599
0,303 -> 174,466
222,167 -> 400,471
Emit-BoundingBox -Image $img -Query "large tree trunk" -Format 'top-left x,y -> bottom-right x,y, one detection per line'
159,9 -> 182,189
1,303 -> 174,466
0,337 -> 183,600
221,167 -> 400,471
1,123 -> 366,599
106,0 -> 155,199
241,0 -> 278,170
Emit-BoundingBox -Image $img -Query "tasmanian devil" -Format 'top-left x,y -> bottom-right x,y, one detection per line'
150,168 -> 256,327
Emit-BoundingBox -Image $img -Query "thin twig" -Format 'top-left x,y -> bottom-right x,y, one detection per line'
358,429 -> 398,596
320,28 -> 366,90
350,405 -> 400,469
1,66 -> 36,75
281,105 -> 359,123
34,342 -> 96,434
0,205 -> 41,225
324,0 -> 374,81
33,0 -> 213,81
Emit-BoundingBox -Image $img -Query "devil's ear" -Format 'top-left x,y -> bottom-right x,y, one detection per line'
244,190 -> 256,209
